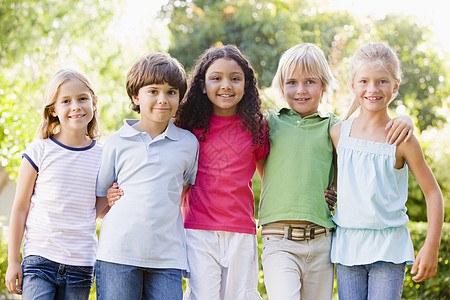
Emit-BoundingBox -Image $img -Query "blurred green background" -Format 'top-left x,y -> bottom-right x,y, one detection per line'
1,0 -> 449,298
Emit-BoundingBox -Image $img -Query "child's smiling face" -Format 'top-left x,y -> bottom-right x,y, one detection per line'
203,58 -> 245,116
352,62 -> 399,113
283,71 -> 323,118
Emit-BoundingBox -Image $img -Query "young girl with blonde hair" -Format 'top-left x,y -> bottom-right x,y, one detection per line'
330,42 -> 443,299
5,69 -> 102,299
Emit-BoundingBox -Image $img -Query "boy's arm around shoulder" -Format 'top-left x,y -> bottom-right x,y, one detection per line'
397,136 -> 444,282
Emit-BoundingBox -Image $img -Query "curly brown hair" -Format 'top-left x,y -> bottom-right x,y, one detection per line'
174,44 -> 266,146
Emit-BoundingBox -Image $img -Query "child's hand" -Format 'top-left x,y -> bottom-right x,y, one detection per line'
410,243 -> 439,282
385,115 -> 413,145
5,262 -> 23,295
324,186 -> 337,211
107,182 -> 123,207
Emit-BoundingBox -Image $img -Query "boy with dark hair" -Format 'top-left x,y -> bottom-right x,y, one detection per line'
95,52 -> 199,299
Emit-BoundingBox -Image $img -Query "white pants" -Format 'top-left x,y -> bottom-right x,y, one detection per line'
184,229 -> 261,300
261,234 -> 334,300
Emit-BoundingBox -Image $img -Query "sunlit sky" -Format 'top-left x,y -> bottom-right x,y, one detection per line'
121,0 -> 450,50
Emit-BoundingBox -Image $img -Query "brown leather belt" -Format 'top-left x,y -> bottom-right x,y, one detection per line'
261,222 -> 335,241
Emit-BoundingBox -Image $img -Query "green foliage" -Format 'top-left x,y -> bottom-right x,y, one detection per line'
161,0 -> 449,132
406,125 -> 450,222
402,222 -> 450,299
0,0 -> 161,180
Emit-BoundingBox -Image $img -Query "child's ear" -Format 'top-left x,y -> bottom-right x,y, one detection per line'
92,96 -> 98,110
132,95 -> 139,106
393,79 -> 400,94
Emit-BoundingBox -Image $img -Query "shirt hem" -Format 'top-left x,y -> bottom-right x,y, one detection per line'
183,223 -> 256,235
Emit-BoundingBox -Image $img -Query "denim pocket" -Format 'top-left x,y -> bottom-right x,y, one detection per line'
22,255 -> 47,265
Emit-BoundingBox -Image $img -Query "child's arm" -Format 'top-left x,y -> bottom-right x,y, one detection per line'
385,114 -> 414,145
398,136 -> 444,282
96,196 -> 110,219
5,159 -> 37,295
256,158 -> 265,180
327,122 -> 341,211
182,185 -> 190,199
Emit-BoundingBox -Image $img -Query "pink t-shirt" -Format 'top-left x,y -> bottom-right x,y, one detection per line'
182,114 -> 269,235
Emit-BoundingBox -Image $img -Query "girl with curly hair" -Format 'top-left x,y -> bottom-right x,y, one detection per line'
175,44 -> 268,300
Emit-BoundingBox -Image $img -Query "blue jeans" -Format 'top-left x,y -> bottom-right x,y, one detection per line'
21,255 -> 93,300
95,260 -> 183,300
337,261 -> 406,300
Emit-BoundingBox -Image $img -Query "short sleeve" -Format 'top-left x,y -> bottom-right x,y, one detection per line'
22,139 -> 45,172
183,138 -> 199,185
96,136 -> 118,197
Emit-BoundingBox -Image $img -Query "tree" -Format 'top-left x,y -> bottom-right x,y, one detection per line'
0,0 -> 173,180
1,0 -> 115,179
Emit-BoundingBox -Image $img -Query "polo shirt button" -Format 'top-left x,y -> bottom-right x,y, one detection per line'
296,120 -> 300,124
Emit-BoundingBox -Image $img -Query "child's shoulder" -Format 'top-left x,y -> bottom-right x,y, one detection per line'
174,126 -> 199,146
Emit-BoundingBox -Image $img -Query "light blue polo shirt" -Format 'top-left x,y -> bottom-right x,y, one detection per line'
96,119 -> 199,270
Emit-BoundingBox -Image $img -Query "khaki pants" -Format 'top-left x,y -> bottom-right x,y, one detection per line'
261,233 -> 334,300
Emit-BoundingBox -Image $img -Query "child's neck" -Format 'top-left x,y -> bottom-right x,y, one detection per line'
53,130 -> 91,148
352,109 -> 391,143
132,120 -> 169,139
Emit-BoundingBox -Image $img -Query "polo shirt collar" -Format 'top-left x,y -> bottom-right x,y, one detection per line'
278,108 -> 330,119
119,119 -> 180,140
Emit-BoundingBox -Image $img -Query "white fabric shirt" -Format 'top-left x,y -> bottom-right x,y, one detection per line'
96,120 -> 199,270
22,136 -> 102,266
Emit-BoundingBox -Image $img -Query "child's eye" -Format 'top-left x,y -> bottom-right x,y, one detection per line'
79,97 -> 88,101
168,90 -> 178,95
148,90 -> 158,95
286,80 -> 296,85
61,99 -> 70,104
306,80 -> 315,84
232,77 -> 242,81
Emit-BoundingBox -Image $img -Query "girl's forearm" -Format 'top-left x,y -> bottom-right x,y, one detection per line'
424,190 -> 444,248
7,209 -> 27,263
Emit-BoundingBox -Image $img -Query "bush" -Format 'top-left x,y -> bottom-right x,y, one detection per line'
402,221 -> 450,299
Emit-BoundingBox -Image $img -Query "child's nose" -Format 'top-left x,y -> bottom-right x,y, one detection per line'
297,84 -> 306,94
368,82 -> 379,92
220,79 -> 232,89
157,94 -> 168,103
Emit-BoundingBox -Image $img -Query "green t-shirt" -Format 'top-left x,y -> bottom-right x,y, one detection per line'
258,108 -> 339,228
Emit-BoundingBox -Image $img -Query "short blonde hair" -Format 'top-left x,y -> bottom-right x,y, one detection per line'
126,52 -> 187,113
37,69 -> 99,139
344,42 -> 402,119
272,43 -> 338,104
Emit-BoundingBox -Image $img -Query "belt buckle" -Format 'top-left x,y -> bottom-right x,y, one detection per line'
287,226 -> 306,241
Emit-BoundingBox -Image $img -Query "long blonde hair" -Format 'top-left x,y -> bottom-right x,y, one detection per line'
37,69 -> 100,139
272,43 -> 339,104
344,42 -> 402,120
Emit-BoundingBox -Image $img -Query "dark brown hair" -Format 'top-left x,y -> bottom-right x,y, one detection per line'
126,52 -> 187,113
175,44 -> 265,146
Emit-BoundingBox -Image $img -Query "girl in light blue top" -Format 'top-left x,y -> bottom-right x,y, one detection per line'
330,42 -> 444,300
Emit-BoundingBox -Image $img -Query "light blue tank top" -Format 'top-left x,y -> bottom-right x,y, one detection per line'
331,119 -> 415,265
